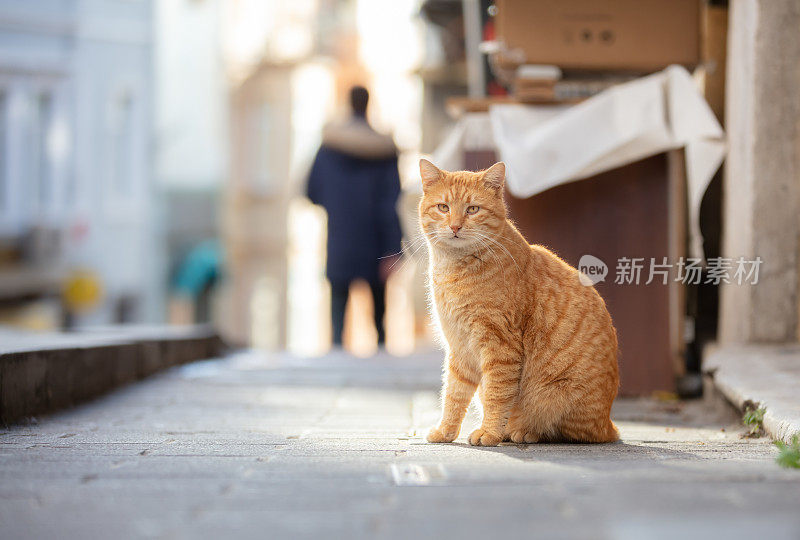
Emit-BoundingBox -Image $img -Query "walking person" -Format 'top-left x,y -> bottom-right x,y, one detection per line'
306,86 -> 402,347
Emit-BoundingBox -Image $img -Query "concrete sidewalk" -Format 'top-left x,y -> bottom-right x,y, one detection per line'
705,344 -> 800,443
1,349 -> 798,539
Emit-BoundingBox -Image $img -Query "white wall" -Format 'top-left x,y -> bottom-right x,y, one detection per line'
155,0 -> 227,190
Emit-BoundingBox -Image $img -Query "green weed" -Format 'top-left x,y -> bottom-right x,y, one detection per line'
741,401 -> 765,438
775,435 -> 800,469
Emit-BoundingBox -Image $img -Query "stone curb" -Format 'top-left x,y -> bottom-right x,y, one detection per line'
0,325 -> 225,425
704,344 -> 800,444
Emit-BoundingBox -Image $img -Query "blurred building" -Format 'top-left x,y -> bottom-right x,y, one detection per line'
0,0 -> 156,328
0,0 -> 428,348
154,0 -> 343,347
155,0 -> 227,325
222,61 -> 295,348
216,0 -> 424,351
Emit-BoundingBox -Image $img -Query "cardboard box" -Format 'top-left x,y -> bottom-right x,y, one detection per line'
701,4 -> 728,124
495,0 -> 701,72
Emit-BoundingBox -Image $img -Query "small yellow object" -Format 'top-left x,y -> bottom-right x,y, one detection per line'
63,269 -> 103,313
652,390 -> 680,402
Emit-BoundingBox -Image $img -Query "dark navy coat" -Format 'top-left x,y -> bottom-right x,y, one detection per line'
306,138 -> 402,287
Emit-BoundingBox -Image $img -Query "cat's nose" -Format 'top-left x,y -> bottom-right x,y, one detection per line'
450,225 -> 461,235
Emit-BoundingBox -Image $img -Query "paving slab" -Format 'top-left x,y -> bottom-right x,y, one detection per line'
0,348 -> 798,540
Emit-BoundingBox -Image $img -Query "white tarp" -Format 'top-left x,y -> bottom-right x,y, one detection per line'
432,65 -> 726,258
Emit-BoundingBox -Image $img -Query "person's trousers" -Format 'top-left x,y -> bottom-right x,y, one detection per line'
331,282 -> 386,346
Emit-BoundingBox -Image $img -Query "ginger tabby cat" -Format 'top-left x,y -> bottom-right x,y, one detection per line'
419,159 -> 619,446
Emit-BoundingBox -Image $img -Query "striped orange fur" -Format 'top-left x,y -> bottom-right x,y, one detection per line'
419,159 -> 619,446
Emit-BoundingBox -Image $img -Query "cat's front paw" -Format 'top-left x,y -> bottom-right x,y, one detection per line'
509,430 -> 539,444
427,426 -> 458,443
468,427 -> 502,447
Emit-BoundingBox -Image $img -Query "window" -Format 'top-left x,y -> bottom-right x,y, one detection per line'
0,91 -> 6,212
110,91 -> 134,198
32,91 -> 54,213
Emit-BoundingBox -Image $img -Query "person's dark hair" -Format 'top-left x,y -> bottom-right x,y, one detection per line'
350,86 -> 369,117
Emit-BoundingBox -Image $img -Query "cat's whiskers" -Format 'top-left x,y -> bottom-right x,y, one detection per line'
467,234 -> 510,288
470,229 -> 522,276
389,231 -> 437,275
423,228 -> 517,284
402,236 -> 429,259
404,236 -> 433,264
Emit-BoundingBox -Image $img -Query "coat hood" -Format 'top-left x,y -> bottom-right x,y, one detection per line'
321,119 -> 397,160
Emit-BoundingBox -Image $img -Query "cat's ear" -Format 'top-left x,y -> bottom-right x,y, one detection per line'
483,162 -> 506,192
419,159 -> 442,190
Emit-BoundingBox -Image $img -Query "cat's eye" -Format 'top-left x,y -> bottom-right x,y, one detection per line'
466,205 -> 480,215
437,203 -> 449,213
